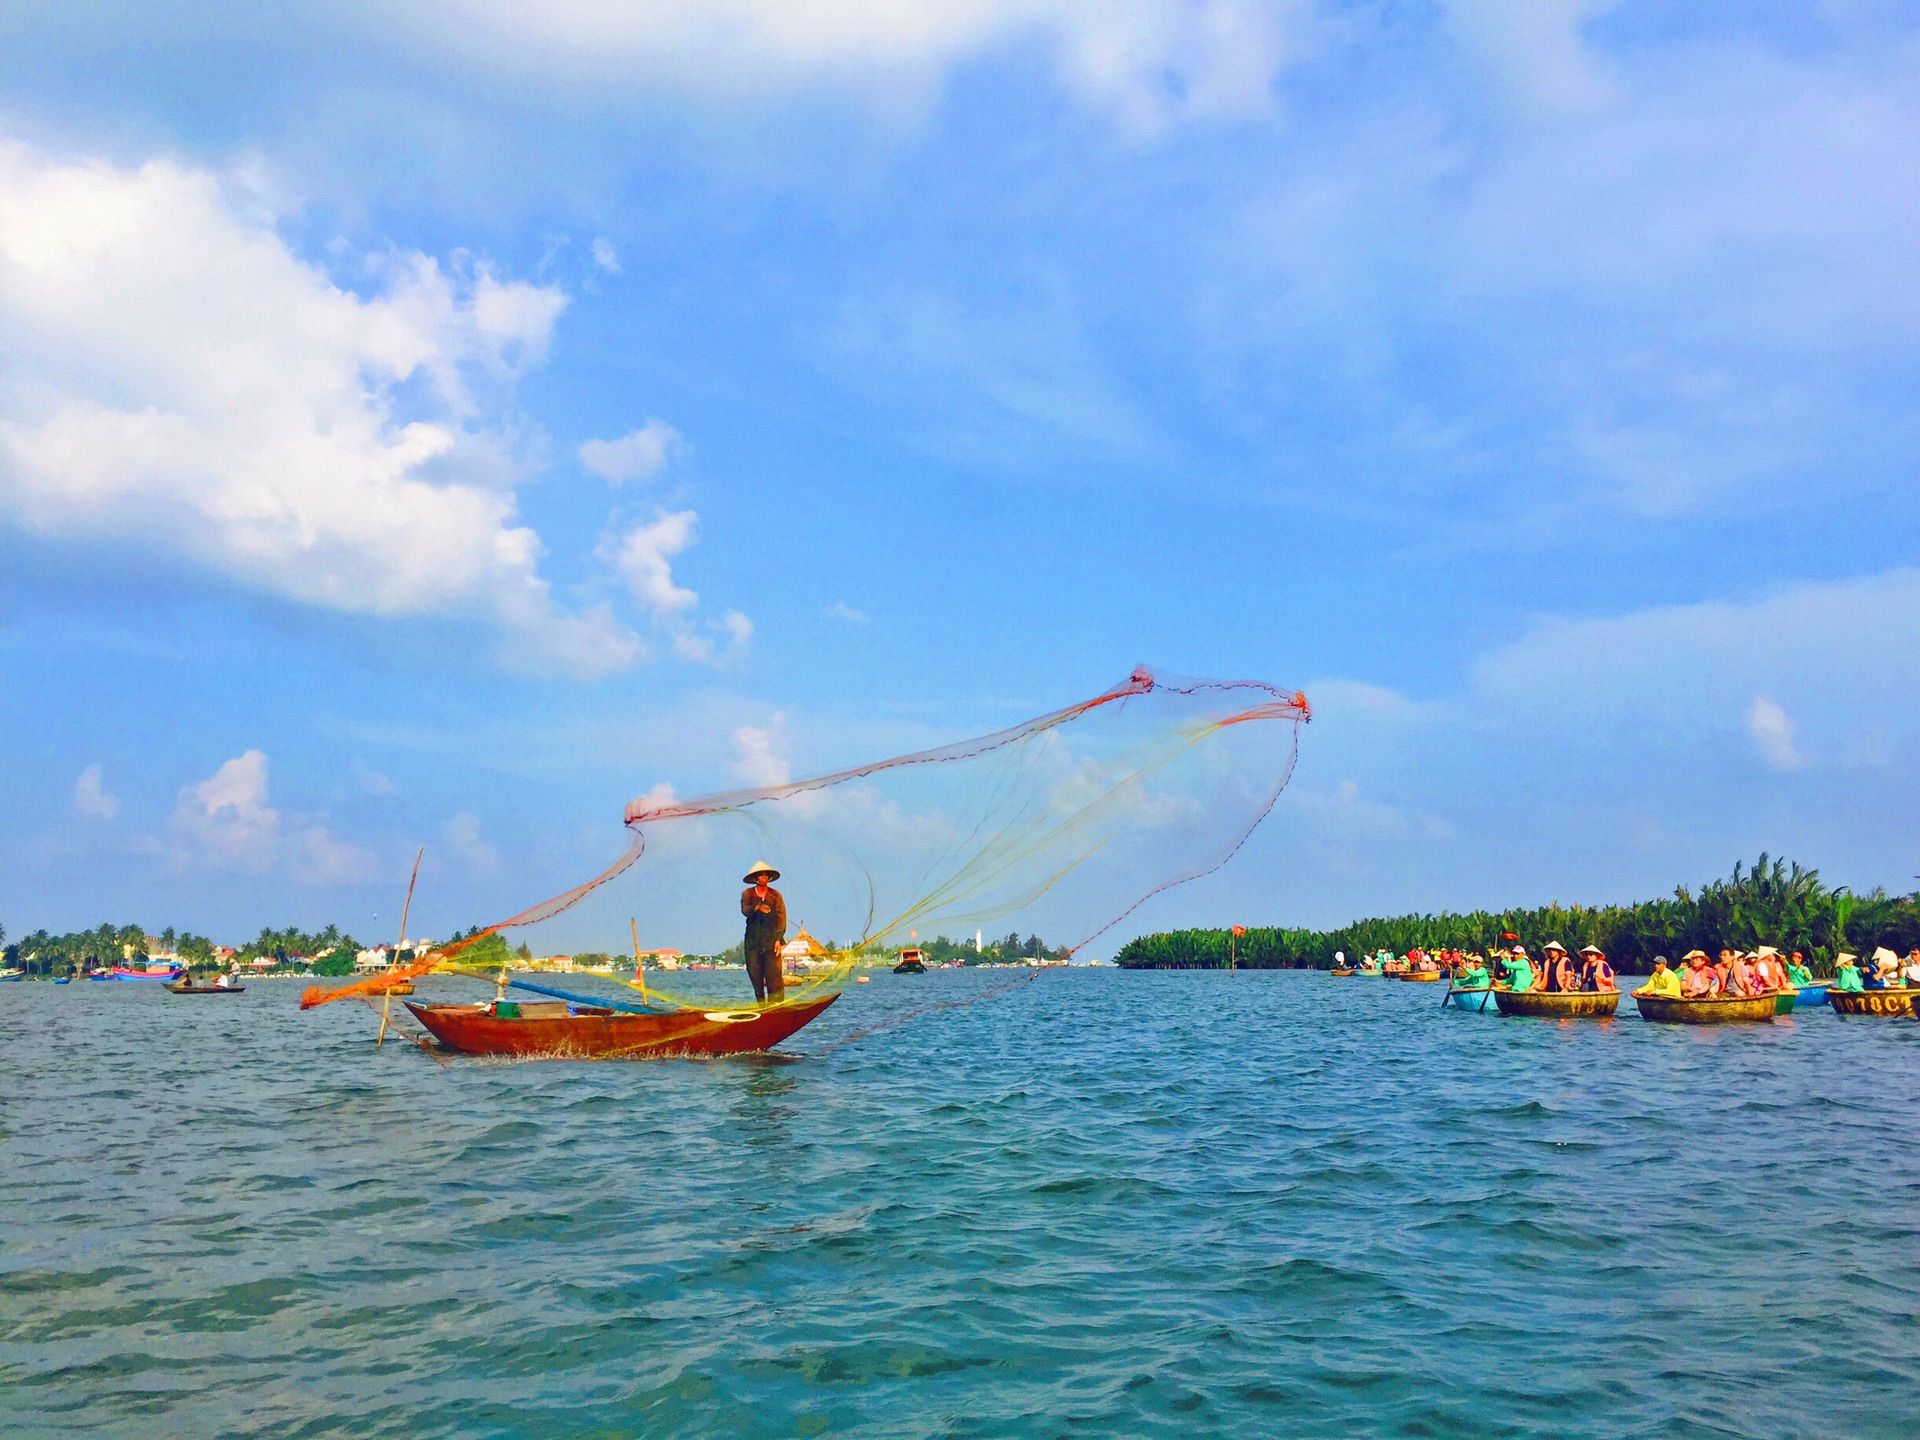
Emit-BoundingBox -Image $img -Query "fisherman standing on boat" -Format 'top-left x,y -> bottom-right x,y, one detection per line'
741,863 -> 788,1004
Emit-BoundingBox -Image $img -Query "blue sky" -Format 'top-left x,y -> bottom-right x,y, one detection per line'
2,2 -> 1917,954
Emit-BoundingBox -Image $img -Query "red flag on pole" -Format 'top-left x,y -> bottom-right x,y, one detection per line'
1232,925 -> 1246,936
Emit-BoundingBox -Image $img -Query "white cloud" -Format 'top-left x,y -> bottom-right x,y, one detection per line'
608,508 -> 701,614
825,601 -> 868,624
1443,0 -> 1617,112
292,826 -> 380,886
73,762 -> 119,819
595,508 -> 750,666
673,608 -> 754,666
1747,696 -> 1804,772
173,750 -> 280,868
388,0 -> 1310,131
443,811 -> 503,875
168,749 -> 376,884
579,419 -> 678,482
1469,568 -> 1920,742
353,761 -> 396,795
0,137 -> 642,679
732,718 -> 792,788
590,237 -> 621,274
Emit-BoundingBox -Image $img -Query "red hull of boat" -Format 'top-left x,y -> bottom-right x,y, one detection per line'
404,993 -> 839,1059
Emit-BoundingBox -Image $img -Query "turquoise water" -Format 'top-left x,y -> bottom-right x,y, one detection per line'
2,970 -> 1916,1438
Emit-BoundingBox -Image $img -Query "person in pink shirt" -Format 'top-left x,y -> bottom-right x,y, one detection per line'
1680,951 -> 1716,998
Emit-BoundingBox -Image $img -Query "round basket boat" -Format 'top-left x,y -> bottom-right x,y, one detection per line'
1492,987 -> 1621,1019
1633,992 -> 1778,1024
1403,971 -> 1444,983
1828,987 -> 1915,1018
1329,968 -> 1357,977
1446,985 -> 1500,1014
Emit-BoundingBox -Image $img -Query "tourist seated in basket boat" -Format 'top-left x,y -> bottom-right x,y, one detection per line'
1454,954 -> 1491,990
1903,950 -> 1920,988
1751,948 -> 1786,993
1831,954 -> 1864,992
1500,946 -> 1535,993
1538,941 -> 1576,992
1725,951 -> 1759,997
1679,951 -> 1717,998
1576,944 -> 1616,992
1867,947 -> 1902,988
1634,957 -> 1681,998
1785,952 -> 1814,989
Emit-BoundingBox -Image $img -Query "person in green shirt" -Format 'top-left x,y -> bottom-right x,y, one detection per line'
1831,954 -> 1864,992
1635,957 -> 1681,998
1785,951 -> 1814,988
1500,947 -> 1535,992
1454,956 -> 1491,990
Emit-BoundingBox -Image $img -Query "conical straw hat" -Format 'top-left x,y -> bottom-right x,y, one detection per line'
742,861 -> 781,883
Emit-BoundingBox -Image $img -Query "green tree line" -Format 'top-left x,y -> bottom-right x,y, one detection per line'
1114,856 -> 1920,978
3,922 -> 360,977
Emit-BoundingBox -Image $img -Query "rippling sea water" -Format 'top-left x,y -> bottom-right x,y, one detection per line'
3,970 -> 1917,1439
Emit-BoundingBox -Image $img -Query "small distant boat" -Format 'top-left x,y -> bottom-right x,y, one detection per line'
405,992 -> 838,1059
166,980 -> 246,995
894,948 -> 928,975
1827,986 -> 1915,1018
1634,992 -> 1778,1024
1402,971 -> 1444,983
363,975 -> 416,996
0,967 -> 24,982
1494,987 -> 1622,1019
53,976 -> 71,985
1329,967 -> 1357,977
90,965 -> 185,982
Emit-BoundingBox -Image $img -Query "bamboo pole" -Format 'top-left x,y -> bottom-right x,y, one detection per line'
631,918 -> 649,1006
378,846 -> 424,1047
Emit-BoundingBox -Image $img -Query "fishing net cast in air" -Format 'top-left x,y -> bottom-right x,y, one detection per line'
301,666 -> 1309,1013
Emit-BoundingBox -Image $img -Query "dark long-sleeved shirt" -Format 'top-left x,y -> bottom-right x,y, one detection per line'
741,886 -> 787,949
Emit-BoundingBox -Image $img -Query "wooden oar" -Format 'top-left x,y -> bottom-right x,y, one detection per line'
631,917 -> 650,1007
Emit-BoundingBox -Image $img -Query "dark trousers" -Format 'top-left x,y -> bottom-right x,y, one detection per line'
745,943 -> 784,1002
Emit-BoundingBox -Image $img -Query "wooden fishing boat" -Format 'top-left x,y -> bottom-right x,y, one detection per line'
1633,992 -> 1778,1024
1493,987 -> 1621,1019
1329,967 -> 1357,977
363,976 -> 416,995
90,965 -> 184,982
1446,985 -> 1500,1013
405,992 -> 839,1059
0,967 -> 24,982
165,981 -> 246,995
894,948 -> 927,975
1827,986 -> 1915,1018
